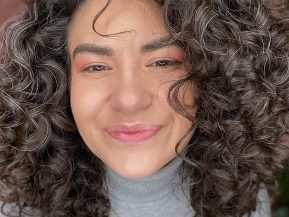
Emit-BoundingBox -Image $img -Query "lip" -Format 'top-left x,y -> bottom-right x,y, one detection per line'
104,123 -> 163,144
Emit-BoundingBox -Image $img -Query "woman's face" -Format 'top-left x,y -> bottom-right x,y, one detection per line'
68,0 -> 197,179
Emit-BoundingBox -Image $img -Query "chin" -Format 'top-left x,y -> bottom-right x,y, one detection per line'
112,163 -> 162,179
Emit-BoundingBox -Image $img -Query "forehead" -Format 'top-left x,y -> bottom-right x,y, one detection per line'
68,0 -> 167,50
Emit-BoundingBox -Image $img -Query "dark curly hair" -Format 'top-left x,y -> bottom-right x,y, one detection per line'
0,0 -> 289,216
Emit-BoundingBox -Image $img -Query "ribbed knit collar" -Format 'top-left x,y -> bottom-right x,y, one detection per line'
104,150 -> 188,203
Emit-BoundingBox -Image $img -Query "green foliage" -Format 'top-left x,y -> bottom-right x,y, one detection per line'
272,167 -> 289,217
276,168 -> 289,207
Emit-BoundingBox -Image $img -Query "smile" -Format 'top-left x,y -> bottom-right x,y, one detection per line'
105,124 -> 163,144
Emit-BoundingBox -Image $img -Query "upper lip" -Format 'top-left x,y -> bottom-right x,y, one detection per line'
104,123 -> 163,132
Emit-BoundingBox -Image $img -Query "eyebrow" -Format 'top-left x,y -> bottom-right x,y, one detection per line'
72,44 -> 114,59
72,37 -> 182,59
140,37 -> 182,53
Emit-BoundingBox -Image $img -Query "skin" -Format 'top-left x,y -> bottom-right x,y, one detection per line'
68,0 -> 197,179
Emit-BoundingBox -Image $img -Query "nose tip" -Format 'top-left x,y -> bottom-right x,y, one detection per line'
109,79 -> 153,114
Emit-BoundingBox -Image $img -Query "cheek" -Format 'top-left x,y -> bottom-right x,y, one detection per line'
70,74 -> 106,122
175,82 -> 198,119
160,80 -> 197,118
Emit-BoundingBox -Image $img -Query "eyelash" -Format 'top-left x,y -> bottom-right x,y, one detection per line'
149,59 -> 181,67
81,59 -> 181,73
82,64 -> 112,72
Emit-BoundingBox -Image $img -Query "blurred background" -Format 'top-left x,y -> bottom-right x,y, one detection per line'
0,0 -> 24,26
0,0 -> 288,216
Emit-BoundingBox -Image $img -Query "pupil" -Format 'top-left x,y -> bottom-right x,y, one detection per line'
158,60 -> 167,66
95,65 -> 103,70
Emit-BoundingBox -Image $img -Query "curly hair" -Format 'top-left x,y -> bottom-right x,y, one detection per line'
0,0 -> 289,216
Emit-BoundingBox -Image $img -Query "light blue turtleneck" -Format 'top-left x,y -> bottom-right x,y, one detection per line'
105,153 -> 194,217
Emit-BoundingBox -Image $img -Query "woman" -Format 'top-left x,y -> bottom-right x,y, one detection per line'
0,0 -> 288,216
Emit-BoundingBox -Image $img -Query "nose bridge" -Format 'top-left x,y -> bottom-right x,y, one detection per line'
109,66 -> 153,114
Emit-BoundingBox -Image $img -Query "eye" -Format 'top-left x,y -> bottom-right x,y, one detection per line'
150,59 -> 181,67
82,64 -> 112,73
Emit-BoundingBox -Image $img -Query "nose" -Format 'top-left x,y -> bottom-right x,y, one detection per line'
109,72 -> 153,115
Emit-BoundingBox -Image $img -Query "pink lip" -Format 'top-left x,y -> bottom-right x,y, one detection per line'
104,124 -> 163,144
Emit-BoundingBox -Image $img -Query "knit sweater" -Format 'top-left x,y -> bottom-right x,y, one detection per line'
104,154 -> 271,217
105,153 -> 194,217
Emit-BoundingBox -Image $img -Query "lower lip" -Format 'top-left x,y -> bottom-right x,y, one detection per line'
105,128 -> 162,144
